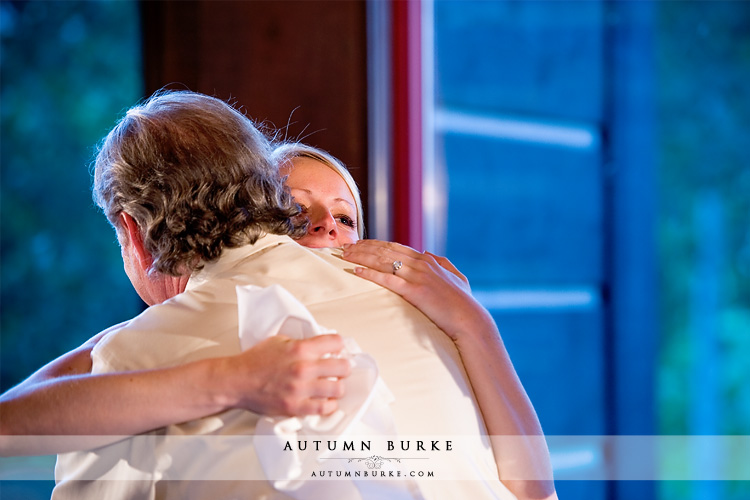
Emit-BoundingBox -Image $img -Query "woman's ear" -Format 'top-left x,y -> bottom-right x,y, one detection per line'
119,212 -> 153,269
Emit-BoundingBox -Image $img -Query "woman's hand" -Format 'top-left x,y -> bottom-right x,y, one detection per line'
341,239 -> 492,342
216,334 -> 351,417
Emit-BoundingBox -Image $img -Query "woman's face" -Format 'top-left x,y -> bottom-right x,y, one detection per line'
283,157 -> 360,248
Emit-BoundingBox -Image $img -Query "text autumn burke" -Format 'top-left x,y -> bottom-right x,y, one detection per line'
283,440 -> 453,452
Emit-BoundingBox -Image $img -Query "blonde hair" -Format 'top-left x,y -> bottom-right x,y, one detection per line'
272,143 -> 365,239
93,90 -> 305,276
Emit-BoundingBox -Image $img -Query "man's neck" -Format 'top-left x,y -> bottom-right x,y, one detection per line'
141,273 -> 191,306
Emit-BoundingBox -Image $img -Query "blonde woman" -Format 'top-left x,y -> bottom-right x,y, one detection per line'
2,124 -> 554,499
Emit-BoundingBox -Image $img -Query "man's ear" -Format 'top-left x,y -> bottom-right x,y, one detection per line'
119,212 -> 153,269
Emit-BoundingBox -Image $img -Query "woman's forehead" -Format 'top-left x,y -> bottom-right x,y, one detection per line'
286,157 -> 350,193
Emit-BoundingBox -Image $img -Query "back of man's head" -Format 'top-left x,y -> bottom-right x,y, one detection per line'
93,90 -> 305,276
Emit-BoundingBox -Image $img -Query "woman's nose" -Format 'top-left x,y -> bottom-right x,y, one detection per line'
308,208 -> 337,237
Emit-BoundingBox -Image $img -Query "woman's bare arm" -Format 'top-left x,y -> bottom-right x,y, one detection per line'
342,239 -> 557,500
0,325 -> 350,456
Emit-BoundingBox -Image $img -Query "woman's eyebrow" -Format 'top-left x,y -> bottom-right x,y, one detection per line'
334,198 -> 355,209
291,188 -> 354,210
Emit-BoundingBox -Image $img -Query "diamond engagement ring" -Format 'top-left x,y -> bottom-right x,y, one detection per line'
392,260 -> 403,274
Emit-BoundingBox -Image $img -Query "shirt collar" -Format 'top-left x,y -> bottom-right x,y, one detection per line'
185,233 -> 296,291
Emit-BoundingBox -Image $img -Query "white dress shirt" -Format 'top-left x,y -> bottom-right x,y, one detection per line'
53,234 -> 514,500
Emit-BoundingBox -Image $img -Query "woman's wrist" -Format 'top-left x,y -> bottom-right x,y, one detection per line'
449,304 -> 501,347
187,356 -> 241,415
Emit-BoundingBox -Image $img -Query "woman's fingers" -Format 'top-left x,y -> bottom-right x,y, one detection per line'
311,356 -> 352,379
343,240 -> 466,293
343,239 -> 423,263
296,333 -> 346,360
424,251 -> 471,290
351,265 -> 405,293
344,241 -> 449,308
345,238 -> 418,256
342,239 -> 430,276
298,397 -> 339,417
342,240 -> 481,342
309,376 -> 346,399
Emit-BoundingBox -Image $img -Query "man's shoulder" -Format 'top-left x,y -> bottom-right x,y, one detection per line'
239,243 -> 386,301
91,288 -> 241,373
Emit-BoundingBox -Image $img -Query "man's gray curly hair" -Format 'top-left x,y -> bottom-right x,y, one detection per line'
92,90 -> 306,276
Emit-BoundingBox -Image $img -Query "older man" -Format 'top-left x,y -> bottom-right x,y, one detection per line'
52,90 -> 540,500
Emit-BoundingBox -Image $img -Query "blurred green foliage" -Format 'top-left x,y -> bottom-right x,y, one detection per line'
656,2 -> 750,499
0,0 -> 144,391
656,0 -> 750,433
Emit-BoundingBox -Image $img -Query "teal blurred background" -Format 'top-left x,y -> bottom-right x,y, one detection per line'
1,1 -> 748,499
429,2 -> 748,499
